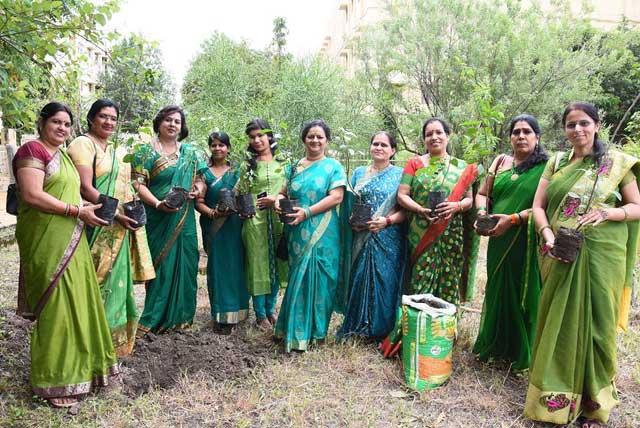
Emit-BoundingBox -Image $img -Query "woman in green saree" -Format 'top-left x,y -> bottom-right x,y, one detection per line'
472,114 -> 548,371
397,118 -> 479,306
14,102 -> 119,407
132,105 -> 208,334
195,131 -> 249,331
274,120 -> 346,352
67,99 -> 155,356
237,119 -> 288,330
526,102 -> 640,427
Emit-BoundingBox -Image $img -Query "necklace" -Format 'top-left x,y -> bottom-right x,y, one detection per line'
156,139 -> 179,159
511,156 -> 522,181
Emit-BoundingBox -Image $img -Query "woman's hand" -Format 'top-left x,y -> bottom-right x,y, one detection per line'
434,201 -> 461,220
156,200 -> 180,214
79,203 -> 109,227
578,208 -> 608,227
415,206 -> 433,220
257,195 -> 276,210
288,206 -> 307,226
485,214 -> 511,237
540,236 -> 571,263
115,213 -> 139,231
367,216 -> 388,233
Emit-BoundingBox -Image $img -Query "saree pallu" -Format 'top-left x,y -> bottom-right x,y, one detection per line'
525,150 -> 640,425
237,160 -> 288,297
200,167 -> 249,324
14,143 -> 118,398
134,143 -> 208,333
67,137 -> 154,357
402,155 -> 479,306
473,162 -> 545,370
274,158 -> 347,351
338,165 -> 406,339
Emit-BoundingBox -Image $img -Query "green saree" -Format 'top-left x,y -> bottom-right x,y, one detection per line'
401,155 -> 479,306
524,150 -> 640,425
473,162 -> 545,370
133,143 -> 208,333
67,136 -> 155,356
14,141 -> 118,398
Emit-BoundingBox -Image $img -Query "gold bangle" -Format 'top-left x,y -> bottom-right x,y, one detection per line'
538,224 -> 552,234
621,206 -> 629,221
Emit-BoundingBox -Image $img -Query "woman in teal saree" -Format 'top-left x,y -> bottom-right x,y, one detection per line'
473,114 -> 547,371
132,105 -> 208,334
67,99 -> 155,356
196,132 -> 249,329
526,102 -> 640,427
14,102 -> 118,407
275,120 -> 346,352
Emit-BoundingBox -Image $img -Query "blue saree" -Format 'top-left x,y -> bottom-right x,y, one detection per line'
274,157 -> 347,351
338,165 -> 406,339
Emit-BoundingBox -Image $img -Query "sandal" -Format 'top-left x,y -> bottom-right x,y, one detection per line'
48,397 -> 78,408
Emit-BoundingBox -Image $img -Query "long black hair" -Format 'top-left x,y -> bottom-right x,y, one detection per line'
562,102 -> 605,166
244,118 -> 276,175
207,131 -> 231,166
86,99 -> 119,131
508,114 -> 548,173
37,102 -> 74,135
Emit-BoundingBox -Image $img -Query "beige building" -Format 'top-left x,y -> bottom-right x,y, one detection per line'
320,0 -> 640,74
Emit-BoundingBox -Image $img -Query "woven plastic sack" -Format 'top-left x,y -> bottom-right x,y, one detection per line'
400,294 -> 457,391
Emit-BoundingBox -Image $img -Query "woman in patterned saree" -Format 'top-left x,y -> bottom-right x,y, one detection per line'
237,119 -> 288,330
525,102 -> 640,428
67,99 -> 155,356
397,118 -> 479,306
472,114 -> 547,371
274,120 -> 347,351
14,102 -> 119,407
132,105 -> 208,334
338,131 -> 406,339
195,131 -> 249,332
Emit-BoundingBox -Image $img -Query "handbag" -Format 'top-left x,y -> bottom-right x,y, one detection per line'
6,183 -> 18,216
276,232 -> 288,260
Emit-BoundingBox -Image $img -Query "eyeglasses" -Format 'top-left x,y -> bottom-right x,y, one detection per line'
511,128 -> 534,136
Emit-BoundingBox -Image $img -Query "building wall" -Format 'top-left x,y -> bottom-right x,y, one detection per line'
320,0 -> 640,73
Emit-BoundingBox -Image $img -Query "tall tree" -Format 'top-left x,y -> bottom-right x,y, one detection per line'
100,34 -> 175,133
0,0 -> 119,129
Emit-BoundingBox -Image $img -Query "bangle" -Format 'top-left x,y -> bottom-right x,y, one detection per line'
516,212 -> 523,225
385,216 -> 392,226
510,213 -> 518,225
538,224 -> 552,235
303,207 -> 312,219
155,200 -> 163,209
621,206 -> 629,221
457,201 -> 463,212
64,203 -> 70,216
73,205 -> 80,218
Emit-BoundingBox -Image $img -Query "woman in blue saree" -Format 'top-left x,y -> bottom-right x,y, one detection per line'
195,131 -> 249,331
132,105 -> 208,334
274,120 -> 347,352
338,131 -> 406,339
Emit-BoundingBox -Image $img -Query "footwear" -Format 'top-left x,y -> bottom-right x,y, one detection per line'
267,314 -> 277,325
256,318 -> 272,331
48,397 -> 78,408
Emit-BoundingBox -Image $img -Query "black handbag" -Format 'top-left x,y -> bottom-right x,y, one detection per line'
276,232 -> 288,260
6,183 -> 18,215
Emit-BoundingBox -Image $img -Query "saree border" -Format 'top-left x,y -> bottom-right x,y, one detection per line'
152,203 -> 190,268
33,364 -> 120,398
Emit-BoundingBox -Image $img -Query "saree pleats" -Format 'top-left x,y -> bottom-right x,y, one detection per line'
135,143 -> 207,333
525,150 -> 640,424
473,163 -> 544,370
15,146 -> 118,398
274,158 -> 346,351
338,165 -> 406,339
200,167 -> 249,324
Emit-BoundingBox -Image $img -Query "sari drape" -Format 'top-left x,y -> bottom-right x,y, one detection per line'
338,165 -> 406,339
14,141 -> 118,398
402,155 -> 479,306
199,167 -> 249,324
134,143 -> 208,333
472,162 -> 545,370
274,158 -> 347,351
524,150 -> 640,425
67,136 -> 154,356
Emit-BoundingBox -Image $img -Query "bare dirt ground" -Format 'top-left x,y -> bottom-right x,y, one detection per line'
0,240 -> 638,427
